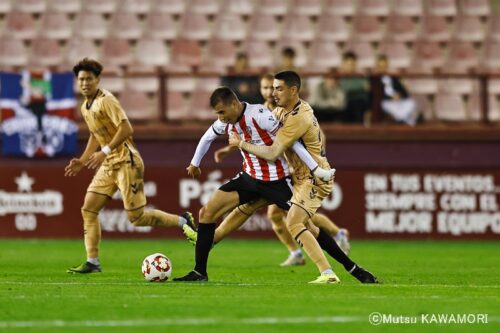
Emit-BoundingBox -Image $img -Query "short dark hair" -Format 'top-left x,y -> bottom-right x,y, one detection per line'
210,87 -> 239,108
282,47 -> 296,58
342,51 -> 357,61
73,58 -> 103,77
274,70 -> 301,90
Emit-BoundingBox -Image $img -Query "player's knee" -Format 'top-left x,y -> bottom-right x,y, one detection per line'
285,218 -> 306,239
128,209 -> 145,226
81,208 -> 98,223
199,206 -> 215,223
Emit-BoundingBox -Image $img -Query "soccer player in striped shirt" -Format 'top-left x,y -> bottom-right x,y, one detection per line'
173,87 -> 333,282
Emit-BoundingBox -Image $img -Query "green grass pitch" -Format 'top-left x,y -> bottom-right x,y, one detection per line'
0,239 -> 498,333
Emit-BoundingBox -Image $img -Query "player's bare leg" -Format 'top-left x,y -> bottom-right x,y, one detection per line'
175,190 -> 240,282
214,198 -> 268,243
285,205 -> 339,283
67,192 -> 108,273
268,205 -> 305,266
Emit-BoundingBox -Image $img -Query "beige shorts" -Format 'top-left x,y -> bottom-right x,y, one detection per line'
291,178 -> 333,217
87,156 -> 146,211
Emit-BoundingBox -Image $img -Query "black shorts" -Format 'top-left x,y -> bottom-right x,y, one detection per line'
219,172 -> 293,211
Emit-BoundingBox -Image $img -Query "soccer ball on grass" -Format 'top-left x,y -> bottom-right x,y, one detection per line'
142,253 -> 172,282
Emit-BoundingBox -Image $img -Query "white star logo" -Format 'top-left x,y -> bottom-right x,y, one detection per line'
15,171 -> 34,192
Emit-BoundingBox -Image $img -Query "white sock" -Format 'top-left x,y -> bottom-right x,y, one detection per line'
87,257 -> 99,265
321,268 -> 334,275
291,249 -> 302,257
178,215 -> 187,227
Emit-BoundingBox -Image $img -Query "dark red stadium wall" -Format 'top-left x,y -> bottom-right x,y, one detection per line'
1,139 -> 499,240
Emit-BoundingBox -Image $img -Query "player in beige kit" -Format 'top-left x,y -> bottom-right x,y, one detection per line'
65,58 -> 196,273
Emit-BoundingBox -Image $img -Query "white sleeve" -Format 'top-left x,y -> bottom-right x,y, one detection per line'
292,141 -> 318,171
190,124 -> 223,167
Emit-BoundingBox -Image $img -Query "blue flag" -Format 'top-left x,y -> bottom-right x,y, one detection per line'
0,71 -> 78,157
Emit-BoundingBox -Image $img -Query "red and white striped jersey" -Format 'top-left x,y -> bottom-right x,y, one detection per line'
213,103 -> 289,181
190,102 -> 290,181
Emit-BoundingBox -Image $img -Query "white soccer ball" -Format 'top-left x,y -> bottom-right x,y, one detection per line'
141,253 -> 172,282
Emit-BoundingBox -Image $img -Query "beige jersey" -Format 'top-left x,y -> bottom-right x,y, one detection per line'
274,100 -> 329,182
80,89 -> 139,166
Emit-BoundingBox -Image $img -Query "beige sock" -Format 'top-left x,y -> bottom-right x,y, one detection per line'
82,209 -> 101,259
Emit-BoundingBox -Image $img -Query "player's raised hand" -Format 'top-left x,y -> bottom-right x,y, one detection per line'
228,133 -> 241,147
64,158 -> 84,177
186,164 -> 201,178
85,151 -> 105,170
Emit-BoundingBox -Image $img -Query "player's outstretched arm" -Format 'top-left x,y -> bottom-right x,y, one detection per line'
229,133 -> 286,161
291,141 -> 335,182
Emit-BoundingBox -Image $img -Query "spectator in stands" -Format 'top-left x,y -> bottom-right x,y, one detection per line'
311,74 -> 346,123
276,47 -> 297,72
339,52 -> 371,124
375,54 -> 418,126
221,52 -> 261,104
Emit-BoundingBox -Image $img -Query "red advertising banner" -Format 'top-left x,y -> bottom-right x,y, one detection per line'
1,164 -> 499,240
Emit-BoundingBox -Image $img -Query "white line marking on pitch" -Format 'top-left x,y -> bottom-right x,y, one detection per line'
0,316 -> 363,328
0,281 -> 498,288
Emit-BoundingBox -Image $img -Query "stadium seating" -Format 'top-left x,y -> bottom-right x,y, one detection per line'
179,12 -> 212,41
290,0 -> 323,17
357,0 -> 390,17
4,11 -> 37,40
0,0 -> 11,14
0,37 -> 29,68
315,14 -> 350,42
109,12 -> 143,40
224,0 -> 255,16
385,15 -> 418,43
0,0 -> 497,124
324,0 -> 356,17
392,0 -> 423,17
39,11 -> 73,40
282,14 -> 316,42
212,13 -> 247,42
120,86 -> 158,120
14,0 -> 46,14
74,12 -> 108,40
65,39 -> 100,66
434,93 -> 467,121
144,13 -> 178,40
378,42 -> 411,71
425,0 -> 457,17
200,39 -> 238,74
48,0 -> 81,14
453,15 -> 485,42
30,38 -> 63,67
248,14 -> 281,42
152,0 -> 186,15
419,15 -> 451,43
308,39 -> 342,72
460,0 -> 490,17
85,0 -> 117,14
351,15 -> 383,43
